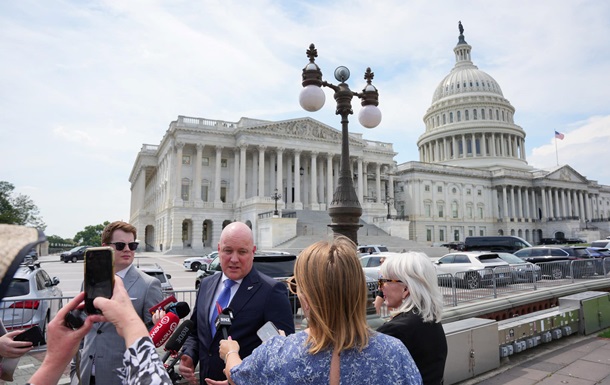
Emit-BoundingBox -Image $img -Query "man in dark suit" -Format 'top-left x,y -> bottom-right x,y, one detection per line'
179,222 -> 295,383
70,221 -> 164,385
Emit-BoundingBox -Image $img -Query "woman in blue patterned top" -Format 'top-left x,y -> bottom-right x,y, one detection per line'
208,236 -> 422,385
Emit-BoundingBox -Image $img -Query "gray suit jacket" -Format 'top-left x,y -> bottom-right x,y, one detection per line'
70,265 -> 163,385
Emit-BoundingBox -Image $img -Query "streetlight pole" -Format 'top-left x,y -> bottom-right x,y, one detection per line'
299,44 -> 382,245
386,195 -> 393,220
271,188 -> 282,217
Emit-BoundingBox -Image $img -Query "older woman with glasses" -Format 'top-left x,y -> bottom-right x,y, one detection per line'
207,236 -> 422,385
377,252 -> 447,385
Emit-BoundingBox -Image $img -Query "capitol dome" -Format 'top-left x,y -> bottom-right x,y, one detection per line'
418,22 -> 530,171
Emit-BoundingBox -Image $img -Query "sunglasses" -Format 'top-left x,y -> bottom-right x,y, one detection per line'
109,242 -> 139,251
378,278 -> 403,288
286,276 -> 298,295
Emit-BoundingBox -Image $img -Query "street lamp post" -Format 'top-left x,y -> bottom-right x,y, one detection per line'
299,44 -> 382,245
271,188 -> 282,217
386,195 -> 393,220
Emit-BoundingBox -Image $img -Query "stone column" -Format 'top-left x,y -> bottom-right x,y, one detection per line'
389,173 -> 395,201
481,134 -> 487,157
517,186 -> 523,219
239,145 -> 247,200
363,161 -> 369,201
510,186 -> 516,219
293,150 -> 302,209
375,163 -> 382,203
540,187 -> 547,219
276,148 -> 284,204
491,133 -> 497,156
502,186 -> 508,219
357,157 -> 364,204
214,146 -> 222,205
195,144 -> 203,204
326,153 -> 333,206
553,188 -> 560,219
524,188 -> 530,220
251,150 -> 258,199
310,151 -> 319,209
175,142 -> 184,201
286,155 -> 293,206
258,146 -> 266,197
232,148 -> 239,203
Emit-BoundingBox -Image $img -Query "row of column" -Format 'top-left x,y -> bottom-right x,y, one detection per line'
496,185 -> 601,221
420,133 -> 526,163
171,143 -> 393,208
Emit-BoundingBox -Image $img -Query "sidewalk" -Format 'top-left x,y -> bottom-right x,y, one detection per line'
461,334 -> 610,384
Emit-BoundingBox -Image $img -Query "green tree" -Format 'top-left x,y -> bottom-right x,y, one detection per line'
74,221 -> 109,246
0,181 -> 46,231
46,234 -> 75,247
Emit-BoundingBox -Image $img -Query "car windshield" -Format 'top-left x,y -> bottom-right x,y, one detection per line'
68,246 -> 83,252
5,279 -> 30,297
498,254 -> 526,264
476,254 -> 505,264
144,271 -> 167,283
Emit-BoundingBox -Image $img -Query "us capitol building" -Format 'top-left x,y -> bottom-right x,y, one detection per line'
129,24 -> 610,253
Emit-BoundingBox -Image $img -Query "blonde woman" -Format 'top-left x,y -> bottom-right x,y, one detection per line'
377,252 -> 447,385
209,236 -> 422,385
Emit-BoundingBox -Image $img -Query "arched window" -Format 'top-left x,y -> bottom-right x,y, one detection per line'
451,201 -> 459,218
181,178 -> 191,201
465,110 -> 469,120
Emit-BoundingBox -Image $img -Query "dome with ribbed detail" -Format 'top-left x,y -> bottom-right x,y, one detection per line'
432,66 -> 503,103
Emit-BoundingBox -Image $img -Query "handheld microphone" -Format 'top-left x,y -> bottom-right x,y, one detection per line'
149,295 -> 178,314
215,307 -> 234,339
166,302 -> 190,318
150,312 -> 180,348
161,319 -> 195,362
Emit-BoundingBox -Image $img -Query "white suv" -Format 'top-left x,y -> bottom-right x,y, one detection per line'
357,245 -> 389,256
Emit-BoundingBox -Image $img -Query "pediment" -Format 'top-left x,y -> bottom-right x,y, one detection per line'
243,118 -> 364,146
545,165 -> 588,183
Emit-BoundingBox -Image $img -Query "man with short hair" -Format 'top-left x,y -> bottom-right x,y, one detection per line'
179,221 -> 295,383
70,221 -> 163,385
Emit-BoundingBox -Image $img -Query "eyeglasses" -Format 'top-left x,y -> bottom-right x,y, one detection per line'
286,276 -> 298,294
378,278 -> 403,288
109,242 -> 139,251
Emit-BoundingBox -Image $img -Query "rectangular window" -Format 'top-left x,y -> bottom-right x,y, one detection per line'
439,229 -> 445,242
477,189 -> 482,196
479,228 -> 485,236
181,184 -> 190,200
201,185 -> 209,201
220,187 -> 226,202
221,159 -> 228,168
426,228 -> 432,242
182,156 -> 191,165
465,110 -> 469,120
453,229 -> 460,241
473,109 -> 477,120
457,111 -> 461,122
438,205 -> 444,218
425,185 -> 430,192
202,157 -> 209,166
468,228 -> 474,236
437,186 -> 443,193
466,189 -> 471,195
478,207 -> 484,219
452,202 -> 458,218
425,203 -> 431,217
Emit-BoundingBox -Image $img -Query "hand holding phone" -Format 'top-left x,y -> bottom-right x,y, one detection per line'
84,247 -> 115,314
14,326 -> 44,346
256,321 -> 280,342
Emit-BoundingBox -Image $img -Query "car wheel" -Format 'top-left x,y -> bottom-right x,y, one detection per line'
63,258 -> 69,263
41,313 -> 49,345
465,272 -> 481,290
191,262 -> 201,272
72,256 -> 78,263
551,267 -> 564,280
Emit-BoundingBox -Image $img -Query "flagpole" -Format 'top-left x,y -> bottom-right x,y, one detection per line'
555,135 -> 559,166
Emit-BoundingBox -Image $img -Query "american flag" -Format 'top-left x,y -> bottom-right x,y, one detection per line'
555,131 -> 565,140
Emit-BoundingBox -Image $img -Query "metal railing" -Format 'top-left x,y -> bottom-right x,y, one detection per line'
437,258 -> 610,307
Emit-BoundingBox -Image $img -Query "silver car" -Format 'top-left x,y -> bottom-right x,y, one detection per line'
434,251 -> 512,289
0,262 -> 63,344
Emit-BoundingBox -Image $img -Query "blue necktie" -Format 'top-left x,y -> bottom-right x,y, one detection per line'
210,279 -> 236,336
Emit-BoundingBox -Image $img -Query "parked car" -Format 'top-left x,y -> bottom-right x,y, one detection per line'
538,238 -> 563,245
434,252 -> 512,289
496,252 -> 541,283
514,246 -> 590,279
183,254 -> 214,272
360,252 -> 404,281
357,245 -> 389,256
441,241 -> 465,250
590,240 -> 610,249
0,262 -> 63,344
138,263 -> 174,294
60,245 -> 91,263
463,236 -> 531,253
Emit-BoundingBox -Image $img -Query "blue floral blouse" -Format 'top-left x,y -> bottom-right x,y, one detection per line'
231,331 -> 423,385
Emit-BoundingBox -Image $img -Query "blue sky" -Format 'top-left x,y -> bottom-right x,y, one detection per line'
1,0 -> 609,238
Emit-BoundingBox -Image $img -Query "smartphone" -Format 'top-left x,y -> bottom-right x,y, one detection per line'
84,246 -> 115,314
14,325 -> 44,346
256,320 -> 280,342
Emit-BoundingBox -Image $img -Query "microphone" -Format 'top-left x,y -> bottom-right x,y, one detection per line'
148,303 -> 190,348
150,312 -> 180,348
215,307 -> 234,339
162,319 -> 195,382
149,295 -> 178,314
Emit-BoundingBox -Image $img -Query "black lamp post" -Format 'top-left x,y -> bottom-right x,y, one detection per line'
299,44 -> 381,245
271,188 -> 282,216
386,195 -> 393,220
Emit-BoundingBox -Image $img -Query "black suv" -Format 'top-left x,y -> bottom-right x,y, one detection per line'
514,246 -> 592,279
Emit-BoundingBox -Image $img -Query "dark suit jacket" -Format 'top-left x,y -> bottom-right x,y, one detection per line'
182,268 -> 295,382
70,265 -> 164,385
377,310 -> 448,385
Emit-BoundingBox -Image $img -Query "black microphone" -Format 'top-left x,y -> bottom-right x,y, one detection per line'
161,319 -> 195,363
215,307 -> 234,339
166,302 -> 190,319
